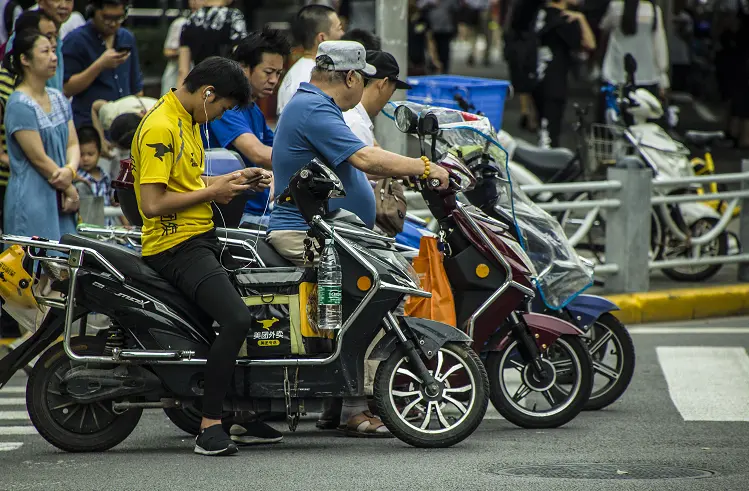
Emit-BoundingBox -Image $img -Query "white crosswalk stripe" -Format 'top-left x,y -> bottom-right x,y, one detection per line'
0,387 -> 24,394
657,346 -> 749,422
0,410 -> 30,420
0,375 -> 37,452
0,398 -> 26,405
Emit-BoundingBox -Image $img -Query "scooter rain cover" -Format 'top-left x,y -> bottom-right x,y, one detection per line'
384,102 -> 594,309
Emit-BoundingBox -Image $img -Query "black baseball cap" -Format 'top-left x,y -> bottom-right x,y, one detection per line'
365,50 -> 411,90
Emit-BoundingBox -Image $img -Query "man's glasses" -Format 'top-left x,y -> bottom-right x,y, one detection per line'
101,14 -> 127,25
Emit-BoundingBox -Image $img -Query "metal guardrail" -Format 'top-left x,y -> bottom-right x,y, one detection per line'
409,159 -> 749,293
537,160 -> 749,292
90,160 -> 749,294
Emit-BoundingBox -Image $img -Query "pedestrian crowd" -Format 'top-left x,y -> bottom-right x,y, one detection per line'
0,0 -> 745,333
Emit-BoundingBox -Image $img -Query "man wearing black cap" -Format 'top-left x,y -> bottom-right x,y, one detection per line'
342,50 -> 411,148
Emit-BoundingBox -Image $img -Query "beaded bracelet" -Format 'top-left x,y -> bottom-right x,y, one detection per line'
420,155 -> 431,180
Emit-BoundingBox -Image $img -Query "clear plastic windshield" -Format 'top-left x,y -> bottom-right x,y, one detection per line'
383,102 -> 594,309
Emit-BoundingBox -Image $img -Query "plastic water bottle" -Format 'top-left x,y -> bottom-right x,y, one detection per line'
317,239 -> 343,330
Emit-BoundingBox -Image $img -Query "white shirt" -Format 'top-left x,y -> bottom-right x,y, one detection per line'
343,103 -> 375,147
600,1 -> 669,88
60,11 -> 85,40
99,96 -> 158,130
161,16 -> 189,95
276,57 -> 316,115
30,5 -> 85,40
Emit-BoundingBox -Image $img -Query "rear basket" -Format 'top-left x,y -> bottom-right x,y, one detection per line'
235,268 -> 333,357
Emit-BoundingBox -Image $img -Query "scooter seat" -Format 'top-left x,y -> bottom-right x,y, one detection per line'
684,130 -> 724,147
513,139 -> 575,180
60,234 -> 211,328
216,227 -> 294,268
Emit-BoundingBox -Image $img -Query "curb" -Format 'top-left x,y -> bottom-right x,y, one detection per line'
605,284 -> 749,324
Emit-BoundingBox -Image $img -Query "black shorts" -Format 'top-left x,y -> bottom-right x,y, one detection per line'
143,229 -> 230,302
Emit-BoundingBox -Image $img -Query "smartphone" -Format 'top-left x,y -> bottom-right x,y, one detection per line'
245,174 -> 266,185
116,46 -> 132,54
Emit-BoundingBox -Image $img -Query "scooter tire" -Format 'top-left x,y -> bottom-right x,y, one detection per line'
486,334 -> 593,429
661,218 -> 728,282
584,313 -> 636,411
27,336 -> 142,453
374,342 -> 488,448
163,406 -> 202,436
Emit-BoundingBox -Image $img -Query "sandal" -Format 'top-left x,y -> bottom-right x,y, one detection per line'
339,411 -> 393,438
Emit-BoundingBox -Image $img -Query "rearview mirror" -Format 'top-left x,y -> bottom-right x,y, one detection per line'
394,105 -> 418,133
418,112 -> 440,136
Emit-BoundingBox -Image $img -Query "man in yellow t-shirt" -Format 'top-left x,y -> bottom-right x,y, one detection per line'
132,57 -> 273,457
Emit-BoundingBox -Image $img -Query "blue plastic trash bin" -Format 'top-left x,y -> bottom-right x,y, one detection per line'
406,75 -> 511,131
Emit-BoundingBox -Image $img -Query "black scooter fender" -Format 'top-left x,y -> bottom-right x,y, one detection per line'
0,311 -> 66,388
368,316 -> 472,361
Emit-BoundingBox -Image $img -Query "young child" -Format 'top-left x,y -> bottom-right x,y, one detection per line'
75,126 -> 114,226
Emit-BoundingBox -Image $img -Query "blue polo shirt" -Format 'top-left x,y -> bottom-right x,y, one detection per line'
205,103 -> 273,215
62,22 -> 143,127
268,82 -> 372,232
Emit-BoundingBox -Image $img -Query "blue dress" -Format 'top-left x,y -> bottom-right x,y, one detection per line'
3,89 -> 76,240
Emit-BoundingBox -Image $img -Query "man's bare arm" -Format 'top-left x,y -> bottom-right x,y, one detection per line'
139,183 -> 215,219
348,146 -> 425,177
231,133 -> 273,170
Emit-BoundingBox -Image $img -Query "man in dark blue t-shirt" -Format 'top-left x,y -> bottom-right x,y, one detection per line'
267,40 -> 448,438
206,28 -> 290,226
62,0 -> 143,127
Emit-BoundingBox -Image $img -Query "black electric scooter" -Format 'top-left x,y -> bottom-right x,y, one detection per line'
0,159 -> 489,452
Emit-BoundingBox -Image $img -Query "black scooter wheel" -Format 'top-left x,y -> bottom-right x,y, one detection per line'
26,337 -> 143,453
583,314 -> 636,411
486,334 -> 593,429
374,342 -> 488,448
164,406 -> 202,436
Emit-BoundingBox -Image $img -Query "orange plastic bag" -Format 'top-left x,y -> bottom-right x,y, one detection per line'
404,237 -> 457,327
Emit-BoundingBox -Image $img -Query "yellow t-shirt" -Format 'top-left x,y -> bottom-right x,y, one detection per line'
132,90 -> 213,256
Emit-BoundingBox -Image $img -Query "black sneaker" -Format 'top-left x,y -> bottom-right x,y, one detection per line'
194,425 -> 238,456
229,420 -> 283,445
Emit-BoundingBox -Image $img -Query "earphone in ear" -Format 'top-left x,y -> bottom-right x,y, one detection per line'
205,89 -> 213,99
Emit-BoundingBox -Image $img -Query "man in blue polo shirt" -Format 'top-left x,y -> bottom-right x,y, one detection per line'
206,28 -> 290,227
62,0 -> 143,127
267,40 -> 449,438
268,41 -> 449,252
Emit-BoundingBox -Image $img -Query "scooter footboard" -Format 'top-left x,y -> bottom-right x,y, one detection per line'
489,313 -> 583,352
368,316 -> 472,361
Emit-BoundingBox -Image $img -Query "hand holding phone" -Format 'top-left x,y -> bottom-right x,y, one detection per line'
100,48 -> 131,69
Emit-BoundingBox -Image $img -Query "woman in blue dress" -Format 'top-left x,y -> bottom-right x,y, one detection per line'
3,29 -> 80,240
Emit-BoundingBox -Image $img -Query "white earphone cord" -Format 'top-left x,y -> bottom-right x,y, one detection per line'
202,95 -> 271,272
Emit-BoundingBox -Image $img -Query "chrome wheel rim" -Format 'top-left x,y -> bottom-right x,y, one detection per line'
388,347 -> 477,434
584,322 -> 624,399
498,338 -> 582,417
